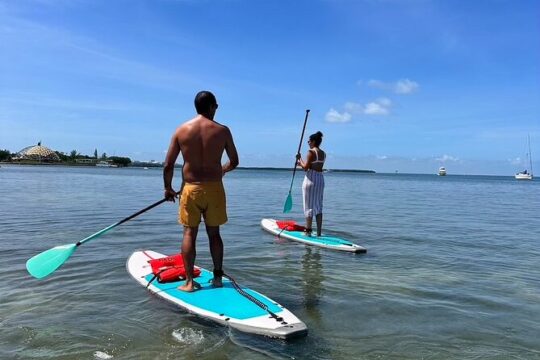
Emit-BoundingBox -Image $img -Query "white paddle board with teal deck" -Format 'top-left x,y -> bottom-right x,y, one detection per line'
261,219 -> 367,253
127,250 -> 307,339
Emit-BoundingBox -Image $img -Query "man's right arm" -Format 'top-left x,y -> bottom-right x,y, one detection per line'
222,127 -> 239,175
163,130 -> 181,201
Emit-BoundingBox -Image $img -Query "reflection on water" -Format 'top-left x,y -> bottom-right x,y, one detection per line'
301,247 -> 324,323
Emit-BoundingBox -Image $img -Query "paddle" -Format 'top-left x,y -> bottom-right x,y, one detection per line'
26,194 -> 177,279
283,109 -> 310,213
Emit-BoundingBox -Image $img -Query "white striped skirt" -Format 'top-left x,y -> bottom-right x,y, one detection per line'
302,170 -> 325,218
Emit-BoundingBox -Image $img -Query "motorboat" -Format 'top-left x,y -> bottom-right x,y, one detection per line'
96,161 -> 118,168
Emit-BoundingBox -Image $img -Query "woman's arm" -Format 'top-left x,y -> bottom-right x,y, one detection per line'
296,150 -> 315,171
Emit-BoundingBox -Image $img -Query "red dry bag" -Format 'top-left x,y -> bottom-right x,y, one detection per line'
148,254 -> 201,283
276,220 -> 306,232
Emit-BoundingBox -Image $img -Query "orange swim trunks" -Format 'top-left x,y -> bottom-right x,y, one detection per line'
179,181 -> 227,227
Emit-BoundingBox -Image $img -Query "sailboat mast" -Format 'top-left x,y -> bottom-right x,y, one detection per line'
528,134 -> 533,176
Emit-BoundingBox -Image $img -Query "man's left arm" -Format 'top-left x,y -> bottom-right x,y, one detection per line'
222,127 -> 239,174
163,130 -> 181,201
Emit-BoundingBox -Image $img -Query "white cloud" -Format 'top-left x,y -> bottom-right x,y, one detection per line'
436,154 -> 459,162
367,78 -> 419,94
327,97 -> 392,122
394,79 -> 419,94
325,108 -> 352,123
364,98 -> 391,115
377,97 -> 392,106
364,102 -> 388,115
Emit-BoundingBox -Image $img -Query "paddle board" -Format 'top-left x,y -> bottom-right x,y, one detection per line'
261,219 -> 367,253
127,250 -> 308,339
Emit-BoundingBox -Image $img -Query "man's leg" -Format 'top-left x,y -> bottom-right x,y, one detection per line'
205,225 -> 223,287
179,226 -> 200,292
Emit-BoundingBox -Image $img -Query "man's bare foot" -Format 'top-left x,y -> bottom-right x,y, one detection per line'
178,280 -> 201,292
211,269 -> 224,288
211,277 -> 223,288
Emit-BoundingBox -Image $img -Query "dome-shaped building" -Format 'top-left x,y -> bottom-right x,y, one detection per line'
15,142 -> 60,162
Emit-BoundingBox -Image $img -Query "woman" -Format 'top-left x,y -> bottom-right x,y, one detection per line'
296,131 -> 325,236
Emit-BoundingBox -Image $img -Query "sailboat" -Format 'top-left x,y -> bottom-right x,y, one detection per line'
515,135 -> 533,180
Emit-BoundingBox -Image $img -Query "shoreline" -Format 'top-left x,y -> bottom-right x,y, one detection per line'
1,162 -> 527,177
0,162 -> 376,173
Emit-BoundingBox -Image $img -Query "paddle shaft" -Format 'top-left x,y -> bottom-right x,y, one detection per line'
288,109 -> 310,192
76,194 -> 177,246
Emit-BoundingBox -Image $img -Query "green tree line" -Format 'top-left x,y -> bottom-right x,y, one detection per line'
0,149 -> 14,161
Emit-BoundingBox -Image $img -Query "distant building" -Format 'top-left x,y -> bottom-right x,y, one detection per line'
13,143 -> 60,162
75,158 -> 96,164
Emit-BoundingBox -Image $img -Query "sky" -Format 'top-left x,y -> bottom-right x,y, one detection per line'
1,0 -> 539,175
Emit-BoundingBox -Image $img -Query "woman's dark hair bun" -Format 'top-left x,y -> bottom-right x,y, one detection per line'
309,131 -> 324,146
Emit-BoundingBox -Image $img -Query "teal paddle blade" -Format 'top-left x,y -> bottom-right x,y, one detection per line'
26,244 -> 77,279
283,192 -> 293,213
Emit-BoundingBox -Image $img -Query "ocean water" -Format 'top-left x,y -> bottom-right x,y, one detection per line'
0,165 -> 539,359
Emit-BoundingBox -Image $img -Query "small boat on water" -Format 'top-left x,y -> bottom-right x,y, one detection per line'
96,161 -> 118,168
515,171 -> 532,180
515,135 -> 533,180
438,167 -> 447,176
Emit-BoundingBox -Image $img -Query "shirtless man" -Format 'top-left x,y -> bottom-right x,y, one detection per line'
163,91 -> 239,292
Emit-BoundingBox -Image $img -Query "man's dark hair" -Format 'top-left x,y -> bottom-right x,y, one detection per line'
194,91 -> 217,115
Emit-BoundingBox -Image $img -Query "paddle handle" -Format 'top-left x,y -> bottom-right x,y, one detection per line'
288,109 -> 310,192
77,193 -> 177,246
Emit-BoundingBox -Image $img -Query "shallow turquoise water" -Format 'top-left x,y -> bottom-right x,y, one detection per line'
0,165 -> 539,359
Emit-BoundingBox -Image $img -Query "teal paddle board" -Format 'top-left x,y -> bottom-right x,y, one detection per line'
261,219 -> 366,253
127,250 -> 308,339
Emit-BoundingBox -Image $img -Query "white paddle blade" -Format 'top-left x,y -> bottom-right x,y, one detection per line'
26,244 -> 77,279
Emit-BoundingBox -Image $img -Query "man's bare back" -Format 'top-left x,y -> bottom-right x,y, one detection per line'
174,115 -> 238,183
163,115 -> 238,192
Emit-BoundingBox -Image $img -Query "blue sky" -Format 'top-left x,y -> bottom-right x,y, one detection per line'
1,0 -> 539,175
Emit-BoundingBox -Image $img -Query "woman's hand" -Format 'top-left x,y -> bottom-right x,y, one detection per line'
295,153 -> 302,167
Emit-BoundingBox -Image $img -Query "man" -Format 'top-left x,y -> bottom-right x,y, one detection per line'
163,91 -> 239,292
